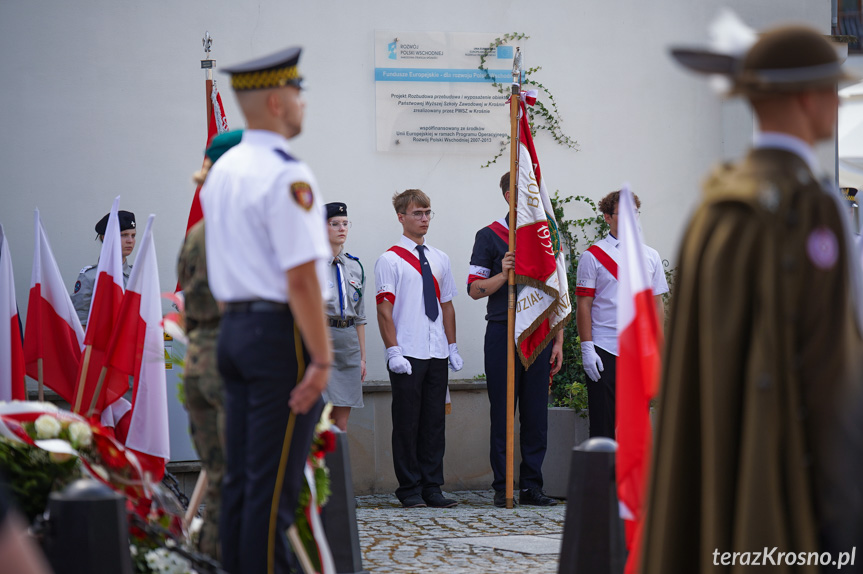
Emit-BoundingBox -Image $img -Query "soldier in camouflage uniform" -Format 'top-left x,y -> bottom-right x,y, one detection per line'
177,129 -> 243,559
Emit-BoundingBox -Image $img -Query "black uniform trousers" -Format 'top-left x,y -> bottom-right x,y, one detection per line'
485,321 -> 552,492
587,346 -> 616,439
389,357 -> 448,502
217,309 -> 324,574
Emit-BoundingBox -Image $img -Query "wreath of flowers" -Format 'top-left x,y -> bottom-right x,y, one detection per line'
0,401 -> 194,573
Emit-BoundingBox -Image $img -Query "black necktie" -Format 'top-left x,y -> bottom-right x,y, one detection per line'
416,245 -> 439,321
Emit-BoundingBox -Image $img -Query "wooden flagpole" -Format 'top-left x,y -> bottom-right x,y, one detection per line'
202,32 -> 215,138
184,469 -> 209,529
180,31 -> 219,516
505,47 -> 522,510
86,366 -> 109,417
72,345 -> 92,413
37,358 -> 44,402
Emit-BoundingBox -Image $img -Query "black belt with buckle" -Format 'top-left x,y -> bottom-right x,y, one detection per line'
328,317 -> 355,328
223,300 -> 290,313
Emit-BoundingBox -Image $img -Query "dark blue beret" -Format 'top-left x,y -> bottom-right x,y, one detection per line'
95,210 -> 136,235
325,202 -> 347,219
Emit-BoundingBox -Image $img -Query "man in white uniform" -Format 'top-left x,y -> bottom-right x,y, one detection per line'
576,191 -> 667,438
375,189 -> 463,509
200,46 -> 332,574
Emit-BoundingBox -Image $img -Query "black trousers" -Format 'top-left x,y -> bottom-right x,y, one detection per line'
485,321 -> 552,492
217,310 -> 324,574
389,357 -> 448,501
587,346 -> 617,439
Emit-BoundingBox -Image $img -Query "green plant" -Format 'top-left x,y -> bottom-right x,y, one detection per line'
477,33 -> 579,168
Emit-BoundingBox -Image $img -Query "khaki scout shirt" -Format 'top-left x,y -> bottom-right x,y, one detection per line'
325,252 -> 366,324
71,259 -> 132,327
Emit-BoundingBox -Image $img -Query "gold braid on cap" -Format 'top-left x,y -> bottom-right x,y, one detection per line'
231,65 -> 300,91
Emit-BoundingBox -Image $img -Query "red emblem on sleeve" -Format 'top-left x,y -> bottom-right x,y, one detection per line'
290,181 -> 314,211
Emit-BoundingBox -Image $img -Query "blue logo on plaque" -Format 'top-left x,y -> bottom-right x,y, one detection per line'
388,41 -> 398,60
497,45 -> 513,59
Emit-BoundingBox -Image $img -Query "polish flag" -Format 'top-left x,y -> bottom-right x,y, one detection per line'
23,210 -> 86,403
615,185 -> 662,574
72,197 -> 126,415
103,215 -> 169,480
0,225 -> 26,402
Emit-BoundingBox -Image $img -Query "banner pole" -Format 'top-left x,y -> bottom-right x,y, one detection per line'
86,366 -> 109,418
72,345 -> 92,413
37,358 -> 44,402
506,47 -> 522,510
202,32 -> 215,130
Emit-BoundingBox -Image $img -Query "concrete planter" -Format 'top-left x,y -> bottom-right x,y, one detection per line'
542,407 -> 590,499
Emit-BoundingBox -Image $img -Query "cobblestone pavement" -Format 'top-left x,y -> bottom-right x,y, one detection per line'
356,490 -> 566,573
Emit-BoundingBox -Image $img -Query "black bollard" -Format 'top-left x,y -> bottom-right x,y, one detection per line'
321,431 -> 368,574
42,479 -> 133,574
558,437 -> 626,574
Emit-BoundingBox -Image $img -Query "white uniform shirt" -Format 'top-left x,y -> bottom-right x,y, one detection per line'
201,130 -> 329,303
576,234 -> 668,356
374,235 -> 457,360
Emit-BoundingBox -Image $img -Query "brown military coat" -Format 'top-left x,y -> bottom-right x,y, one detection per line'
640,149 -> 863,573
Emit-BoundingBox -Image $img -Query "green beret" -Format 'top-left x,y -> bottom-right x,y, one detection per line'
206,130 -> 244,163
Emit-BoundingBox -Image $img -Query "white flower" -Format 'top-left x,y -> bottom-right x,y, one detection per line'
68,421 -> 92,447
144,548 -> 195,573
34,414 -> 61,439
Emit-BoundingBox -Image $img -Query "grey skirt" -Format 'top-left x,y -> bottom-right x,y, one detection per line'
323,324 -> 364,408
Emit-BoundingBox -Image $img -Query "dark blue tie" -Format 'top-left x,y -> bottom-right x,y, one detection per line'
334,258 -> 345,319
416,245 -> 439,321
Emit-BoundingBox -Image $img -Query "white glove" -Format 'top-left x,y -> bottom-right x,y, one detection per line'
580,341 -> 604,382
386,346 -> 412,375
448,343 -> 463,372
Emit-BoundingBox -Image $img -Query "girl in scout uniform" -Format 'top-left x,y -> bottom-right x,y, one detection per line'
324,202 -> 366,430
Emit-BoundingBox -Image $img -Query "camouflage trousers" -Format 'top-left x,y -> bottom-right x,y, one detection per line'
184,331 -> 225,560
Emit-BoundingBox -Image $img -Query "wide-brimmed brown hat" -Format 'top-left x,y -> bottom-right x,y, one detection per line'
671,24 -> 859,97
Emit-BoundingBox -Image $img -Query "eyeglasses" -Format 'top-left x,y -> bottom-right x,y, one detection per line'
328,221 -> 352,229
402,210 -> 435,221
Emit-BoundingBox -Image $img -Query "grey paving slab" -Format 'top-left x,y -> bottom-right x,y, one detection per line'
440,534 -> 562,555
356,490 -> 566,573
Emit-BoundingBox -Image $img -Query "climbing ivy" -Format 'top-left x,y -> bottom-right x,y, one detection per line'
478,32 -> 579,168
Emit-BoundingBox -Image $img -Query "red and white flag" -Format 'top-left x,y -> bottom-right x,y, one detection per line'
513,94 -> 571,366
103,215 -> 169,480
72,197 -> 126,415
23,210 -> 86,403
615,184 -> 662,574
183,77 -> 229,238
0,225 -> 26,401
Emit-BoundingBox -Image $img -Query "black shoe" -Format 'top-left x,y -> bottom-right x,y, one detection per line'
401,494 -> 427,508
423,492 -> 458,508
519,488 -> 558,506
493,490 -> 516,508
